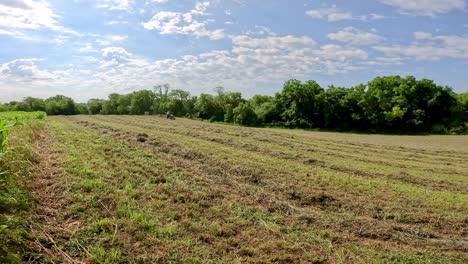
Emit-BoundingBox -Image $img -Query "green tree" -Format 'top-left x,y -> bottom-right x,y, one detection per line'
117,94 -> 132,115
250,95 -> 280,125
101,93 -> 120,114
130,90 -> 154,115
45,95 -> 78,115
362,76 -> 457,132
276,79 -> 324,127
194,93 -> 224,121
87,99 -> 105,114
233,102 -> 258,126
23,97 -> 46,111
166,89 -> 192,116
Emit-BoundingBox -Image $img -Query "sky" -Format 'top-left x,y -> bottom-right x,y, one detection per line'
0,0 -> 467,102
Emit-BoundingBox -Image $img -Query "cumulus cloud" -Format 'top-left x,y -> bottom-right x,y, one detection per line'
1,32 -> 371,101
143,1 -> 225,40
0,0 -> 62,30
374,32 -> 468,60
380,0 -> 465,16
328,27 -> 383,45
101,47 -> 132,58
305,5 -> 352,22
91,35 -> 368,93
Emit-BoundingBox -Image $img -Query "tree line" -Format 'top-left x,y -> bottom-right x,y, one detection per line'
1,76 -> 467,134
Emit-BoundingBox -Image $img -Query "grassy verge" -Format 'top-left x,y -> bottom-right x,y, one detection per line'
0,112 -> 45,263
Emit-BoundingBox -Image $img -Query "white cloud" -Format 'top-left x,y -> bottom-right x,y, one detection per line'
306,5 -> 385,22
374,33 -> 468,60
0,32 -> 371,102
0,0 -> 61,30
95,34 -> 128,46
101,47 -> 131,58
413,31 -> 433,40
107,20 -> 128,25
0,58 -> 55,81
91,35 -> 368,93
0,28 -> 22,35
328,27 -> 383,45
305,5 -> 352,22
143,1 -> 225,40
96,0 -> 133,11
244,25 -> 277,37
364,56 -> 404,65
359,13 -> 385,21
380,0 -> 465,16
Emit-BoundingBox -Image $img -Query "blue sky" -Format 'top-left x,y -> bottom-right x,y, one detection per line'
0,0 -> 467,102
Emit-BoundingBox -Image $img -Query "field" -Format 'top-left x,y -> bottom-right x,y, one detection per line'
2,114 -> 468,263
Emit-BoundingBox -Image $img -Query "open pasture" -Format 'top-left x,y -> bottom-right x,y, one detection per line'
5,115 -> 468,263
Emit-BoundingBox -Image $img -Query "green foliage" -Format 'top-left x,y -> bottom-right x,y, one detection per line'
1,76 -> 466,133
194,93 -> 223,120
130,90 -> 154,115
233,102 -> 258,126
0,111 -> 46,262
87,99 -> 105,114
276,79 -> 324,127
45,95 -> 78,115
0,111 -> 46,155
360,76 -> 457,132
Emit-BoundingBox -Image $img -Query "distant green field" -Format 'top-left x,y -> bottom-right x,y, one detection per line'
2,114 -> 468,263
0,111 -> 47,122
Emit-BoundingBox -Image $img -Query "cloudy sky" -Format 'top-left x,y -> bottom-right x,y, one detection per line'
0,0 -> 467,102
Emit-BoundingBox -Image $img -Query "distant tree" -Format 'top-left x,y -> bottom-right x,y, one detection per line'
361,76 -> 457,132
224,104 -> 234,123
0,76 -> 463,133
8,101 -> 31,112
166,89 -> 192,116
276,79 -> 324,127
249,95 -> 280,125
455,92 -> 468,113
24,97 -> 46,111
130,90 -> 154,115
75,103 -> 88,114
117,94 -> 132,114
101,93 -> 120,114
194,93 -> 224,121
87,99 -> 105,114
233,102 -> 258,126
322,86 -> 350,130
45,95 -> 78,115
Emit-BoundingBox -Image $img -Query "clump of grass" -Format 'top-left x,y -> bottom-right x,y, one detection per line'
90,246 -> 121,263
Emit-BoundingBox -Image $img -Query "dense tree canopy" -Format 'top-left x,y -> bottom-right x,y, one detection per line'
1,76 -> 466,134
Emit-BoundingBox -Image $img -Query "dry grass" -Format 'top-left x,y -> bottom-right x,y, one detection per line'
19,115 -> 468,263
